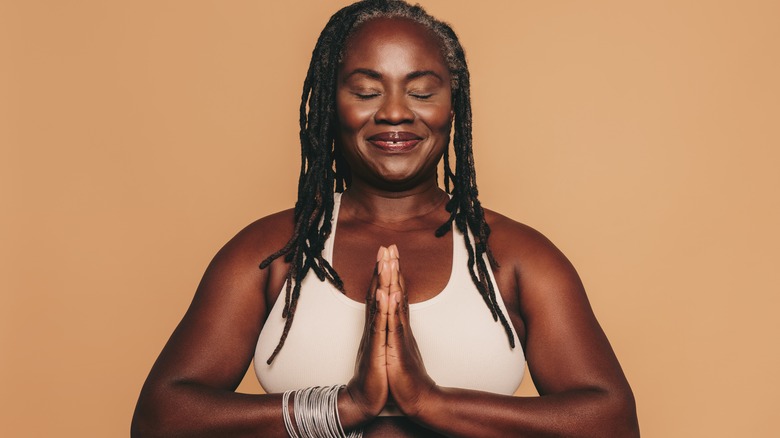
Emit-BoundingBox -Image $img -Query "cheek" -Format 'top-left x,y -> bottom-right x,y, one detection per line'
419,90 -> 453,134
336,96 -> 374,134
419,105 -> 454,134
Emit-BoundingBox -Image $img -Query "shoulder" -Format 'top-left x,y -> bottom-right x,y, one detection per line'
483,208 -> 583,302
233,208 -> 295,255
196,208 -> 295,300
220,208 -> 296,261
484,208 -> 567,265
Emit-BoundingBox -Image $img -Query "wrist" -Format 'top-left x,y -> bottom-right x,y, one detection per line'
282,385 -> 364,438
409,384 -> 446,423
338,386 -> 376,429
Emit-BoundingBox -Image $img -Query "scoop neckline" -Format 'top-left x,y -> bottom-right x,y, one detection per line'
325,192 -> 456,311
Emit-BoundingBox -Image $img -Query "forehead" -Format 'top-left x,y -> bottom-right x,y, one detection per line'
341,17 -> 448,73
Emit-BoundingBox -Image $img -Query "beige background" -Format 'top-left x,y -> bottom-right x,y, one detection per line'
2,1 -> 778,436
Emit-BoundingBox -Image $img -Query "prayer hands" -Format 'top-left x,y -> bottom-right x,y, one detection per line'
345,245 -> 438,425
381,246 -> 437,418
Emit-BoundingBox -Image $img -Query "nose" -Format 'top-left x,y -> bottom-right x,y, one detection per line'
374,93 -> 414,125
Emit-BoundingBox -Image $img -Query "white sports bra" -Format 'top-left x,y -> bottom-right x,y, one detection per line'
254,193 -> 525,413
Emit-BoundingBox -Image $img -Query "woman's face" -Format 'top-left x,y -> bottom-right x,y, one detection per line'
336,17 -> 453,191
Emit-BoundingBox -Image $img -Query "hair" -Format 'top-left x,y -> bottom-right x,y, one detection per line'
260,0 -> 515,364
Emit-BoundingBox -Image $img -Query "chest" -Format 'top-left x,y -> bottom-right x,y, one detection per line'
255,227 -> 527,395
263,211 -> 528,347
332,220 -> 453,304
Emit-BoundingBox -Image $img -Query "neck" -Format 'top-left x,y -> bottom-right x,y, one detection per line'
341,179 -> 449,224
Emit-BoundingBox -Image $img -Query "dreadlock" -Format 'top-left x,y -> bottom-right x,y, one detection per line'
260,0 -> 515,364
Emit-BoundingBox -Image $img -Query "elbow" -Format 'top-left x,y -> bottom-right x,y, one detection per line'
131,405 -> 165,438
577,384 -> 639,437
130,411 -> 156,438
131,407 -> 179,438
131,389 -> 177,438
130,418 -> 151,438
602,387 -> 640,438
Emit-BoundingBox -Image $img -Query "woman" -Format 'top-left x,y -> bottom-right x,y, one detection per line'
132,1 -> 639,436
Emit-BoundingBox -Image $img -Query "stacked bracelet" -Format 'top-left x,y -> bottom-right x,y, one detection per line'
282,385 -> 363,438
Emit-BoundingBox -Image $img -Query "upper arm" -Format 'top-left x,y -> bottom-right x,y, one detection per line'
488,213 -> 632,398
142,210 -> 293,391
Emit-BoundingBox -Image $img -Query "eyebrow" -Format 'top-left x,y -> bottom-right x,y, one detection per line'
406,70 -> 442,81
346,68 -> 383,80
344,68 -> 444,82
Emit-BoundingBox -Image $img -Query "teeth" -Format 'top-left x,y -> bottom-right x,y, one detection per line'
372,139 -> 418,148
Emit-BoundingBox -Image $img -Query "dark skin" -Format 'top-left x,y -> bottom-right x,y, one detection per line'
132,17 -> 639,438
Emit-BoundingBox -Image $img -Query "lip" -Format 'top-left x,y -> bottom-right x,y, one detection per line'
367,131 -> 423,152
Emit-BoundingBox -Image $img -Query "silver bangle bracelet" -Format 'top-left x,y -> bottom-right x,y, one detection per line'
281,385 -> 363,438
282,389 -> 300,438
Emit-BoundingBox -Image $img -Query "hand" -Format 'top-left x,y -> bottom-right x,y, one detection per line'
343,247 -> 392,426
384,245 -> 439,418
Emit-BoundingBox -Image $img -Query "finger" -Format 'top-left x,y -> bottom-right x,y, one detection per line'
378,260 -> 392,291
361,246 -> 387,352
387,290 -> 402,339
389,259 -> 401,295
367,246 -> 388,310
371,290 -> 389,359
365,246 -> 385,301
374,248 -> 391,339
368,292 -> 387,369
377,246 -> 389,279
388,244 -> 399,260
394,272 -> 412,341
365,268 -> 379,315
398,270 -> 409,318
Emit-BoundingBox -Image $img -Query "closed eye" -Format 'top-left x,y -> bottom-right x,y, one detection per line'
410,93 -> 434,100
353,92 -> 381,100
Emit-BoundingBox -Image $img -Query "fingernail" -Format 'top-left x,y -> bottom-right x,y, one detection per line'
389,244 -> 398,259
395,293 -> 401,303
376,246 -> 385,262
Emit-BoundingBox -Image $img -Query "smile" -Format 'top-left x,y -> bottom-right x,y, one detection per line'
367,131 -> 423,152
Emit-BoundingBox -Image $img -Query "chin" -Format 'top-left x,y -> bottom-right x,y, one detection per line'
375,170 -> 434,191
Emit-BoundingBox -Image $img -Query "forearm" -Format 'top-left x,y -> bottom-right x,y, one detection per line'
131,381 -> 286,438
413,386 -> 639,438
131,382 -> 367,438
